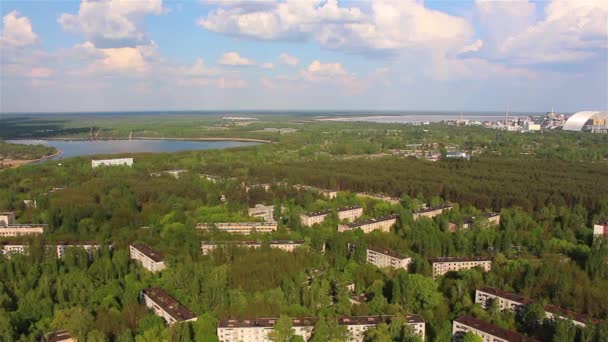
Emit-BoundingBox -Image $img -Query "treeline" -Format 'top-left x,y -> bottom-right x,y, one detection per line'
0,140 -> 57,161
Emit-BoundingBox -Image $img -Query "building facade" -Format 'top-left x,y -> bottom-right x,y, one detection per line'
475,287 -> 598,327
91,158 -> 133,168
217,315 -> 424,342
0,212 -> 16,225
593,222 -> 608,239
413,204 -> 453,220
338,215 -> 398,234
196,222 -> 278,234
300,209 -> 331,227
338,206 -> 363,222
452,315 -> 537,342
0,224 -> 46,237
140,287 -> 197,325
367,247 -> 411,270
429,257 -> 492,278
201,240 -> 304,255
248,204 -> 276,223
0,242 -> 27,257
55,241 -> 104,259
293,184 -> 338,199
130,243 -> 166,272
356,193 -> 401,205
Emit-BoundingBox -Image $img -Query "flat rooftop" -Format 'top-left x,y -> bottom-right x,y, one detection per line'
142,287 -> 197,321
368,246 -> 408,260
345,214 -> 399,228
415,203 -> 453,214
131,243 -> 164,262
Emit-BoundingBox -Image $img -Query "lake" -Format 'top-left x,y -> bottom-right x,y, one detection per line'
8,139 -> 260,159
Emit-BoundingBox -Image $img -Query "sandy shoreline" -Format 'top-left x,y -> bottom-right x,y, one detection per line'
0,148 -> 62,169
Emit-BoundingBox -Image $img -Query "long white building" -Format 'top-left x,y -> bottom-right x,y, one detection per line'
197,222 -> 278,234
452,315 -> 537,342
338,215 -> 398,234
0,224 -> 46,237
1,241 -> 108,258
141,287 -> 197,325
201,240 -> 304,255
217,315 -> 425,342
91,158 -> 133,168
429,256 -> 492,279
248,204 -> 276,223
130,243 -> 166,272
413,204 -> 453,220
475,287 -> 600,327
366,246 -> 411,270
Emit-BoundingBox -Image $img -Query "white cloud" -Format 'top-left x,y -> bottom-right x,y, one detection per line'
260,62 -> 274,69
27,67 -> 53,78
58,0 -> 164,48
472,0 -> 608,64
279,52 -> 299,66
218,51 -> 256,66
1,11 -> 38,47
177,58 -> 220,76
73,41 -> 157,73
217,77 -> 247,88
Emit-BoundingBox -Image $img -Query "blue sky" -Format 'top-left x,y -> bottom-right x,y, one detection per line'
1,0 -> 606,113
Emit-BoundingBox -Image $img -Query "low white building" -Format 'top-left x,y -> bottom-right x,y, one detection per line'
0,212 -> 16,225
413,204 -> 453,220
301,206 -> 363,227
293,185 -> 338,199
339,315 -> 425,342
130,243 -> 166,272
55,241 -> 105,259
338,215 -> 398,234
356,193 -> 401,205
150,169 -> 188,178
452,315 -> 536,342
91,158 -> 133,168
201,240 -> 304,255
338,206 -> 363,222
367,247 -> 411,270
248,204 -> 276,223
593,221 -> 608,240
141,287 -> 197,325
197,222 -> 278,234
429,256 -> 492,278
0,242 -> 27,257
0,224 -> 46,237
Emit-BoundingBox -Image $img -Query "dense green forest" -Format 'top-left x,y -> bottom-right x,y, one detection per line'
1,115 -> 607,341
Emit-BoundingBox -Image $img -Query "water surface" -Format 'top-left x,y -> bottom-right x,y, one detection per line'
9,139 -> 260,159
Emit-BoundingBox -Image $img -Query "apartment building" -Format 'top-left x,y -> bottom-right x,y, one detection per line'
338,206 -> 364,222
0,224 -> 46,237
248,204 -> 276,223
55,241 -> 105,259
484,212 -> 501,225
429,256 -> 492,278
339,315 -> 425,342
150,169 -> 188,178
452,315 -> 537,342
140,287 -> 197,325
201,240 -> 304,255
593,221 -> 608,239
42,330 -> 76,342
130,243 -> 166,272
293,184 -> 338,199
0,242 -> 27,257
91,158 -> 133,168
0,212 -> 15,225
245,183 -> 272,192
338,215 -> 398,234
448,212 -> 500,232
367,246 -> 411,270
413,204 -> 453,220
217,315 -> 424,342
300,209 -> 331,226
196,222 -> 278,234
356,193 -> 401,205
476,287 -> 600,327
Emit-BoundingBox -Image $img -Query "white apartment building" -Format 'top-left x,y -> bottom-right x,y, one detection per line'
452,315 -> 537,342
42,330 -> 76,342
339,315 -> 425,342
293,185 -> 338,199
413,204 -> 453,220
0,224 -> 46,237
300,206 -> 363,227
150,169 -> 188,178
55,241 -> 105,259
0,242 -> 27,257
91,158 -> 133,168
300,209 -> 331,227
248,204 -> 276,223
356,193 -> 401,205
429,256 -> 492,278
201,240 -> 304,255
0,212 -> 15,225
197,222 -> 278,234
593,221 -> 608,239
130,243 -> 166,272
367,247 -> 411,270
338,206 -> 363,222
475,287 -> 599,328
217,315 -> 424,342
140,287 -> 197,325
338,215 -> 398,234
